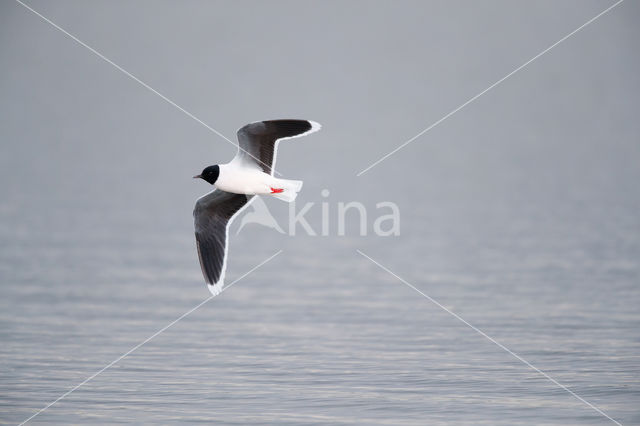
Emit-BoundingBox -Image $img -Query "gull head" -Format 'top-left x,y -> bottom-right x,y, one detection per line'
193,165 -> 220,185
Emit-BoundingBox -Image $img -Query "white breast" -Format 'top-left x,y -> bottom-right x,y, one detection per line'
215,163 -> 273,195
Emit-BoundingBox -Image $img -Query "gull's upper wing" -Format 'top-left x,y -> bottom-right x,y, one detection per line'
234,119 -> 321,175
193,190 -> 254,294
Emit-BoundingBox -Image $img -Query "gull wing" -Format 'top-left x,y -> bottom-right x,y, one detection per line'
234,119 -> 321,175
193,190 -> 254,294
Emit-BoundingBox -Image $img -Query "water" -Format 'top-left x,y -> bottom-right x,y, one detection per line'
1,167 -> 639,424
2,1 -> 640,424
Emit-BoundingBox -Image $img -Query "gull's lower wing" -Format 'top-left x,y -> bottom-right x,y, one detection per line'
193,190 -> 254,293
234,119 -> 321,175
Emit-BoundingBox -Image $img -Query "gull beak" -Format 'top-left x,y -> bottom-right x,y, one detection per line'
193,174 -> 202,179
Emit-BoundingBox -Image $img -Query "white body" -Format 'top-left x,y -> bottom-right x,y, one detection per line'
216,162 -> 272,194
215,162 -> 302,201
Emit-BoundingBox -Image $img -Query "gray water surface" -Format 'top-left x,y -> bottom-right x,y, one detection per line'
1,1 -> 639,424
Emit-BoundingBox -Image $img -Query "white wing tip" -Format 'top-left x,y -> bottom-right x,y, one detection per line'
308,120 -> 322,133
290,120 -> 321,139
208,281 -> 223,296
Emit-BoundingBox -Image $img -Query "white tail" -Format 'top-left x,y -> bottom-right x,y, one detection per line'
271,179 -> 303,202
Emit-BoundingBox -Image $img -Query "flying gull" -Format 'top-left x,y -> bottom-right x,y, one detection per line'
193,119 -> 321,294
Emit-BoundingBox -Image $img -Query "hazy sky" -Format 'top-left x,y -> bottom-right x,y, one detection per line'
2,1 -> 638,201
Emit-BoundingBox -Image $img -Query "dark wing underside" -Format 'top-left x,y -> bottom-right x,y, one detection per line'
193,190 -> 254,289
235,119 -> 315,175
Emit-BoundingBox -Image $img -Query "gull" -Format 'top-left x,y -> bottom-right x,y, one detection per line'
193,119 -> 321,294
